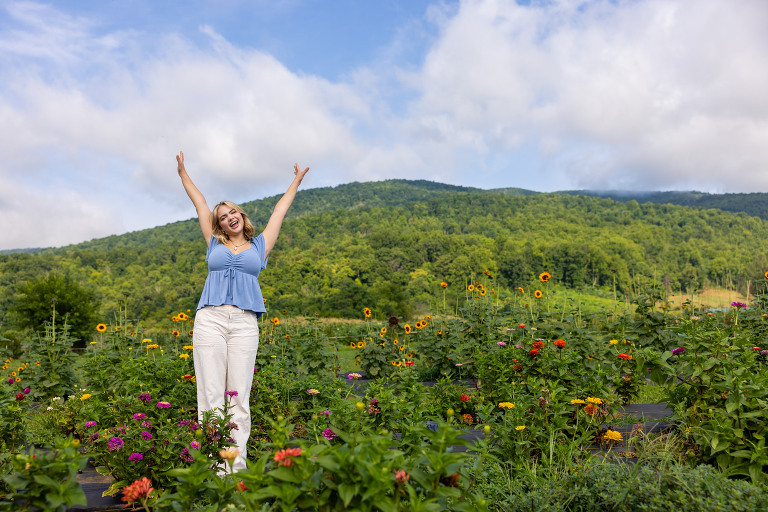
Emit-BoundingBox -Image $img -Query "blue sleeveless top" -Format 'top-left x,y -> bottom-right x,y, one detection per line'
196,234 -> 269,316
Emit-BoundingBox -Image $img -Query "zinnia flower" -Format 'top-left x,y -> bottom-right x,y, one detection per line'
731,301 -> 747,308
306,388 -> 320,395
85,421 -> 98,427
190,441 -> 199,449
80,394 -> 92,401
179,354 -> 189,359
140,431 -> 152,440
515,425 -> 526,431
528,349 -> 539,357
585,397 -> 603,404
138,393 -> 151,402
322,428 -> 337,440
672,347 -> 686,356
107,437 -> 124,451
128,452 -> 143,462
220,448 -> 240,461
132,413 -> 146,420
347,372 -> 362,380
604,430 -> 624,442
554,339 -> 566,349
273,447 -> 302,467
570,399 -> 585,405
618,354 -> 632,360
121,477 -> 153,503
498,402 -> 515,409
460,393 -> 471,402
226,390 -> 239,397
405,360 -> 415,366
157,401 -> 171,408
609,339 -> 619,345
497,341 -> 507,346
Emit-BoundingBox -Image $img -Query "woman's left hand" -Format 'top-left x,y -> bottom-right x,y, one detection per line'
294,163 -> 310,181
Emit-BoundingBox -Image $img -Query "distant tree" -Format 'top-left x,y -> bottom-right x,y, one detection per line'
11,273 -> 98,345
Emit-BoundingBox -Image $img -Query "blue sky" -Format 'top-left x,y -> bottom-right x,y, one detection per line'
1,0 -> 767,250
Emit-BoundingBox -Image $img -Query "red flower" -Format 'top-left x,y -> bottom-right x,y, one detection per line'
236,481 -> 247,491
618,354 -> 632,361
405,360 -> 415,366
532,341 -> 545,350
528,349 -> 539,357
15,392 -> 25,401
518,324 -> 527,328
460,393 -> 471,402
583,404 -> 596,415
554,339 -> 566,349
121,477 -> 154,503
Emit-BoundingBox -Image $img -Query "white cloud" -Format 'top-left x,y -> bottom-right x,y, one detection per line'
0,0 -> 767,249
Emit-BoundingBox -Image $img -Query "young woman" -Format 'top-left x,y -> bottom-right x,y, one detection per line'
176,150 -> 309,471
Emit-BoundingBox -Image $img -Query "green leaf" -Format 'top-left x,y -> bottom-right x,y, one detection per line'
268,467 -> 304,483
338,483 -> 358,506
102,480 -> 129,497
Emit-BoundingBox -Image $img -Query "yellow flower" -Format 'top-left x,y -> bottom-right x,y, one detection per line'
393,339 -> 399,344
80,394 -> 92,401
172,330 -> 180,337
570,399 -> 586,404
380,327 -> 387,334
183,345 -> 193,350
534,290 -> 542,298
272,317 -> 280,325
172,316 -> 180,322
146,344 -> 159,349
219,448 -> 240,461
178,313 -> 189,321
440,282 -> 448,288
539,272 -> 551,283
585,397 -> 602,405
609,339 -> 619,345
89,341 -> 97,345
404,325 -> 412,334
179,354 -> 190,359
468,284 -> 475,291
515,425 -> 526,431
96,324 -> 107,332
11,371 -> 16,377
518,287 -> 524,293
498,402 -> 515,409
363,308 -> 372,318
142,339 -> 152,343
604,430 -> 623,442
350,342 -> 356,349
357,341 -> 365,348
399,345 -> 405,351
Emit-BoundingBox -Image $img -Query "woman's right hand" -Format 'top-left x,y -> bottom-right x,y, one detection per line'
176,151 -> 185,176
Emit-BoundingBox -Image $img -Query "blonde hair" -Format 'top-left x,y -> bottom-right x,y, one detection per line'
211,201 -> 256,245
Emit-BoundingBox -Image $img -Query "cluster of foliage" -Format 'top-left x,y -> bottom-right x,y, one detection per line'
2,181 -> 768,336
1,271 -> 768,509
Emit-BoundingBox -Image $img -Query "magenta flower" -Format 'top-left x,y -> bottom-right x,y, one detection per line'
497,341 -> 507,346
132,413 -> 146,420
190,441 -> 200,449
672,347 -> 686,356
322,428 -> 338,440
347,372 -> 362,380
85,421 -> 98,428
23,387 -> 30,394
731,301 -> 747,308
179,448 -> 194,462
6,378 -> 13,384
107,437 -> 124,452
138,393 -> 151,402
225,390 -> 238,397
157,401 -> 171,408
320,409 -> 331,418
140,431 -> 153,440
128,452 -> 143,462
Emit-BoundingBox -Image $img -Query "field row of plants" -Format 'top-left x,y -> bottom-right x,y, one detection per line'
2,273 -> 768,510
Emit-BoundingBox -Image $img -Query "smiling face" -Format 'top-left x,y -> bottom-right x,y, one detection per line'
217,205 -> 243,238
211,201 -> 255,242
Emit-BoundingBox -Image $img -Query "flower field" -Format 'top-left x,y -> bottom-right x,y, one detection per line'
2,273 -> 768,511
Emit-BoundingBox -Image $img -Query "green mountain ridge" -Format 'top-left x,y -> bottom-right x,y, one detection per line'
2,180 -> 767,332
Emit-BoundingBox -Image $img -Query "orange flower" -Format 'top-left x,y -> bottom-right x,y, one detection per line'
363,308 -> 372,318
273,447 -> 302,467
468,284 -> 475,291
121,477 -> 154,503
404,325 -> 412,334
357,341 -> 365,348
554,339 -> 566,349
171,330 -> 180,337
96,323 -> 107,332
618,354 -> 632,360
583,404 -> 596,415
534,290 -> 542,298
440,282 -> 448,288
272,317 -> 280,325
539,272 -> 551,283
518,287 -> 524,293
532,341 -> 544,349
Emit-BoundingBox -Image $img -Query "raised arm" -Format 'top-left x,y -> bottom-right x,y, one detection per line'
262,163 -> 310,257
176,151 -> 213,244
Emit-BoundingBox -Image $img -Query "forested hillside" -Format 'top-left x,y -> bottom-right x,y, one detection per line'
561,190 -> 768,220
1,180 -> 767,332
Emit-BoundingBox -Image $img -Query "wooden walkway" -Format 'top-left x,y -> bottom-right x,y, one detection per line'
68,403 -> 673,511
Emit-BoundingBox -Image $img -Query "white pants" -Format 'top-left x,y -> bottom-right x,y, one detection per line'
193,305 -> 260,471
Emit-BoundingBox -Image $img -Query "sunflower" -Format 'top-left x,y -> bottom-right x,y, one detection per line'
96,324 -> 107,332
188,330 -> 193,337
440,282 -> 448,288
534,290 -> 543,298
350,342 -> 356,349
272,317 -> 280,325
357,341 -> 365,348
467,284 -> 475,291
765,271 -> 768,279
282,309 -> 287,314
484,269 -> 491,276
380,327 -> 387,335
437,329 -> 443,335
426,315 -> 431,320
480,289 -> 487,296
539,272 -> 551,283
178,313 -> 189,321
399,345 -> 405,351
172,316 -> 179,322
171,330 -> 180,337
363,308 -> 372,318
393,339 -> 399,345
518,287 -> 524,294
404,325 -> 412,334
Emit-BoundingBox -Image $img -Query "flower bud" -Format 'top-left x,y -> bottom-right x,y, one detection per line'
483,425 -> 491,436
356,402 -> 365,412
447,408 -> 454,418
